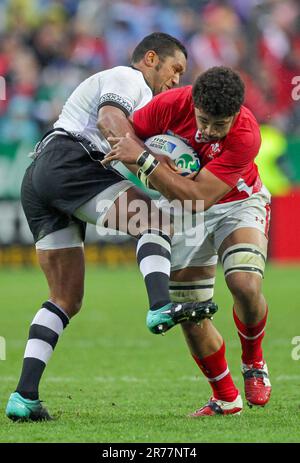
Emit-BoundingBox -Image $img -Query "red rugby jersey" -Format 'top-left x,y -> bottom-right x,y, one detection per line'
132,86 -> 263,204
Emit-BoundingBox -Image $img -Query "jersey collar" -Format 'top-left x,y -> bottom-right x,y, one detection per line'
130,65 -> 153,94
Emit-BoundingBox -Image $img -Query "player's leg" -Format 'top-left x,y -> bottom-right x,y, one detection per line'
105,186 -> 172,312
75,184 -> 216,334
6,224 -> 85,421
6,143 -> 91,421
169,225 -> 241,416
170,265 -> 242,416
218,226 -> 271,407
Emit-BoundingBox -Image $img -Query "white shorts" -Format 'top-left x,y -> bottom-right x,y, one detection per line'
170,187 -> 271,271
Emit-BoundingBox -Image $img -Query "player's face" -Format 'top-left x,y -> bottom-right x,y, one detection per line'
195,108 -> 237,142
152,50 -> 186,95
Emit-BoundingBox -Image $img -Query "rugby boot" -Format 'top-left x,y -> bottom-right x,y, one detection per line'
146,300 -> 218,334
6,392 -> 53,422
189,393 -> 243,417
242,361 -> 271,407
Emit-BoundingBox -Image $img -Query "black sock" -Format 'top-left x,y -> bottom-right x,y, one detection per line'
16,301 -> 69,400
136,230 -> 171,310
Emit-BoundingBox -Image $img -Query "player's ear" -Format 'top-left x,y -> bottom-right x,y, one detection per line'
143,50 -> 160,68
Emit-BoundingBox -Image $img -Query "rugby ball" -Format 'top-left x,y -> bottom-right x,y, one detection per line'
145,134 -> 200,175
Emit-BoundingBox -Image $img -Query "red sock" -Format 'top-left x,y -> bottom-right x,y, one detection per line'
233,306 -> 268,366
192,342 -> 239,402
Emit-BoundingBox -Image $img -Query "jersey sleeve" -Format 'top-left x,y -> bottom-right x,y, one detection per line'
97,67 -> 142,116
132,94 -> 173,139
204,128 -> 261,187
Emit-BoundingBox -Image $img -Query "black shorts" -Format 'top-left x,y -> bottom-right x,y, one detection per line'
21,135 -> 125,243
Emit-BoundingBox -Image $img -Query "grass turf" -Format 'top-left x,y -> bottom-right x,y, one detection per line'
0,264 -> 299,443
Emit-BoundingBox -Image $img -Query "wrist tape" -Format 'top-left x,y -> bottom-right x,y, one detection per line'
137,150 -> 160,176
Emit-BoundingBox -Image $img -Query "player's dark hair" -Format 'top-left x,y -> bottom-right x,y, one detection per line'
131,32 -> 187,63
192,66 -> 245,117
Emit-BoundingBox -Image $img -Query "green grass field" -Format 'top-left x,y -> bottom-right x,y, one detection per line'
0,264 -> 299,443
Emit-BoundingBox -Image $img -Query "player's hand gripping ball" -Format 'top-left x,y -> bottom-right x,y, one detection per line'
145,134 -> 200,175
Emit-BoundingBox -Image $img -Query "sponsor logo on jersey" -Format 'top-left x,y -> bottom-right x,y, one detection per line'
255,216 -> 264,225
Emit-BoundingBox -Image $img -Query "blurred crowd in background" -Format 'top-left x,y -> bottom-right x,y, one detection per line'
0,0 -> 299,257
0,0 -> 300,147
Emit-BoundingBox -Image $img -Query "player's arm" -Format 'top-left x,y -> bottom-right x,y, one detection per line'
148,164 -> 232,210
104,134 -> 232,211
98,83 -> 182,177
98,108 -> 177,177
97,107 -> 140,145
96,67 -> 150,176
97,106 -> 143,176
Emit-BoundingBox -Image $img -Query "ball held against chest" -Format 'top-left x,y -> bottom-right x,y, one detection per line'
144,134 -> 200,175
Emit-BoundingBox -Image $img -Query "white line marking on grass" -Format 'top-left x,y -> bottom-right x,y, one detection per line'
1,376 -> 16,381
179,376 -> 204,382
275,375 -> 300,381
8,339 -> 151,349
45,377 -> 78,382
3,374 -> 299,384
225,338 -> 292,348
95,376 -> 147,383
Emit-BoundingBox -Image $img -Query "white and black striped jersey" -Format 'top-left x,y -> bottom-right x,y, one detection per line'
54,66 -> 153,153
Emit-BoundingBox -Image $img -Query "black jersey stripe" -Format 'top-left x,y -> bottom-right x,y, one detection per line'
97,101 -> 130,117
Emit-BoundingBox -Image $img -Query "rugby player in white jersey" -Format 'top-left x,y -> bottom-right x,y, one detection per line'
6,33 -> 217,422
104,66 -> 272,417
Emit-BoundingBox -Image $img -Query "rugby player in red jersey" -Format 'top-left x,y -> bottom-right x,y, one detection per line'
104,66 -> 272,416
